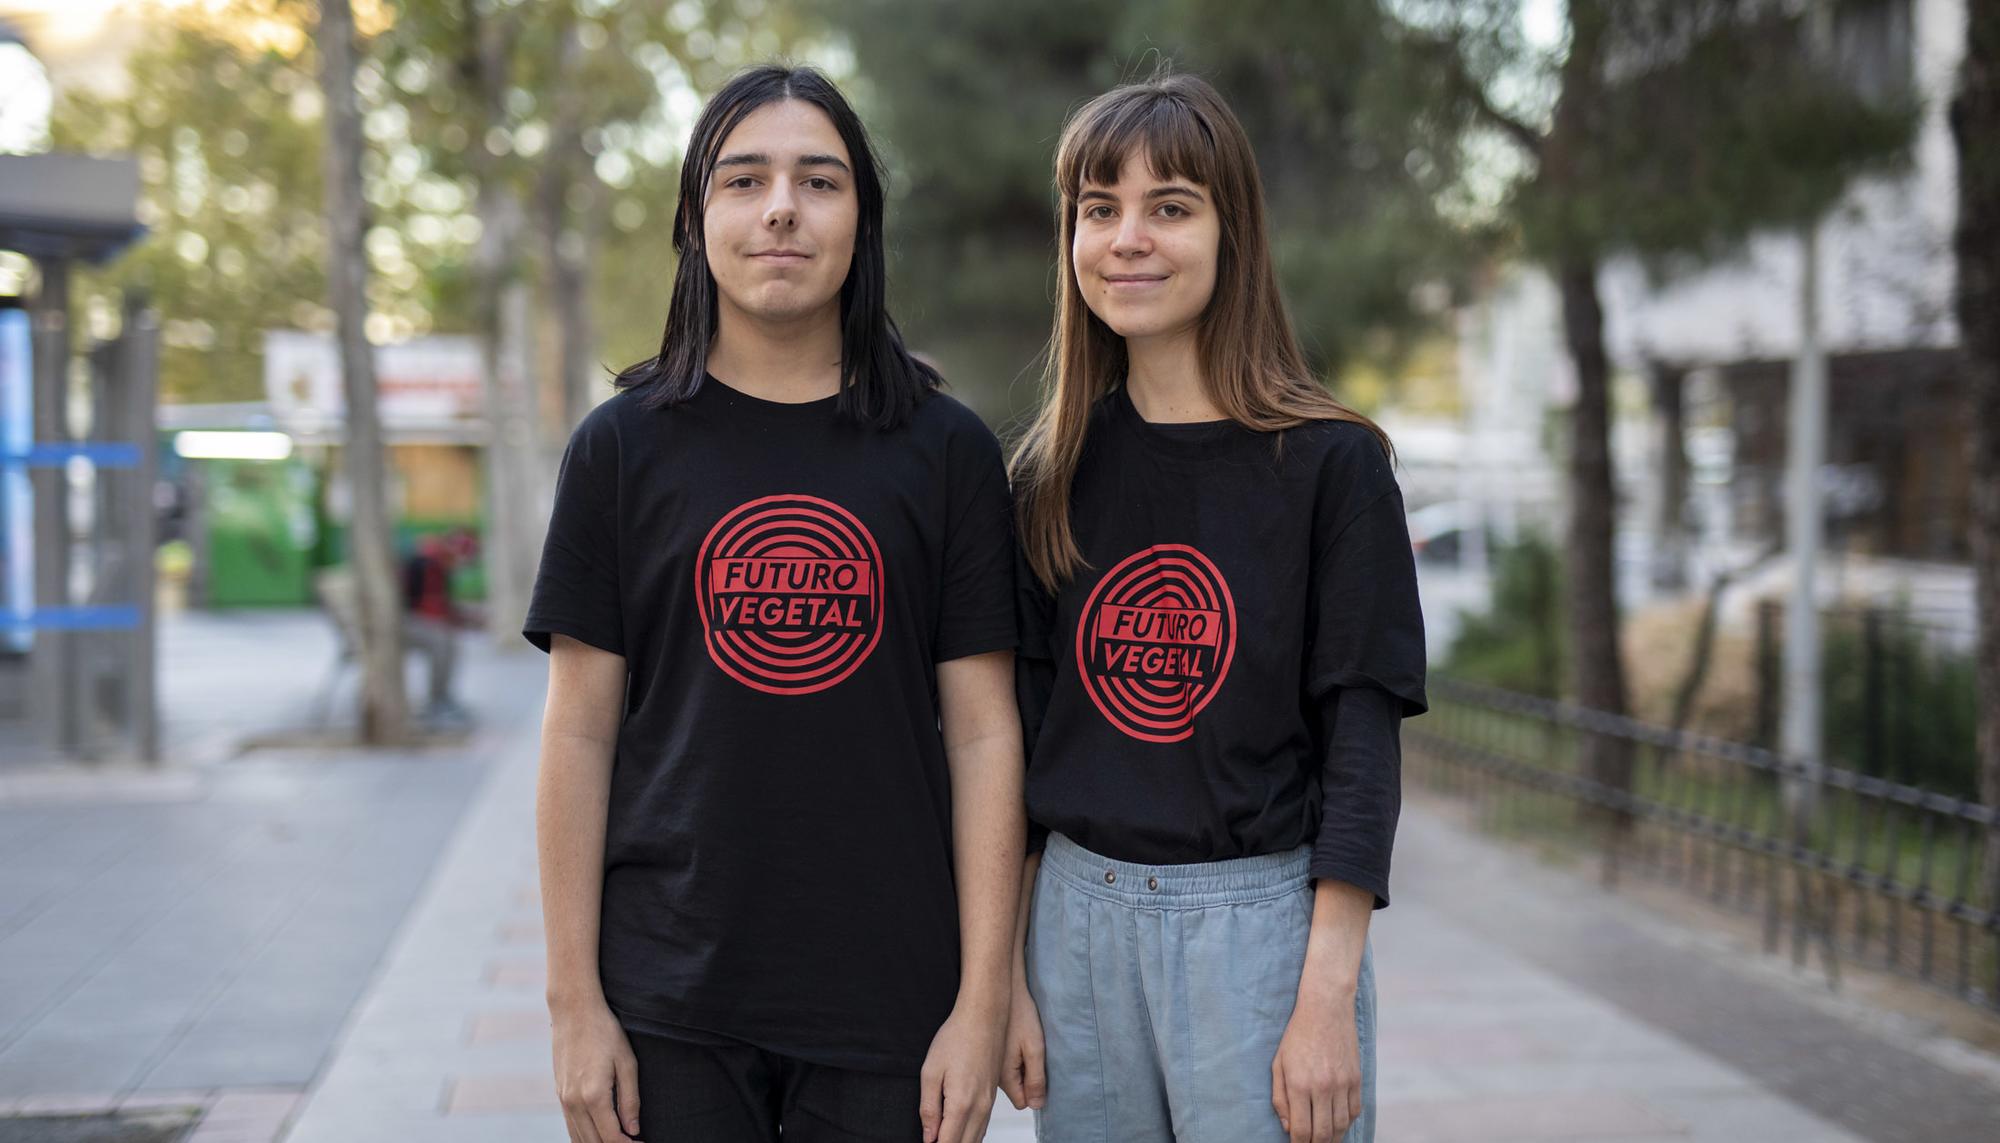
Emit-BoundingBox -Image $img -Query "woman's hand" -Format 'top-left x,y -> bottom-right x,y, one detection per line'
998,976 -> 1047,1111
1271,989 -> 1362,1143
551,996 -> 640,1142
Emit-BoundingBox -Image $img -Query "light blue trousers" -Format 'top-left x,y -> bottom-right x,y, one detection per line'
1026,833 -> 1375,1143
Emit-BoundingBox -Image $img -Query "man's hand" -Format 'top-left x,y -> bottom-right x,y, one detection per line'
552,997 -> 640,1143
998,977 -> 1047,1112
1271,990 -> 1362,1143
918,997 -> 1004,1143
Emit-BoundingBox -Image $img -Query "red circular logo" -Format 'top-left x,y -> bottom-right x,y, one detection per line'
695,494 -> 885,695
1074,544 -> 1236,742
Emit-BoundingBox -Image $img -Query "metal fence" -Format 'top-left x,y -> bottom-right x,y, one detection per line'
1408,676 -> 2000,1011
1751,602 -> 1978,797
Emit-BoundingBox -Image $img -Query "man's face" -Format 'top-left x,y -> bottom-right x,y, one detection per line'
702,99 -> 859,326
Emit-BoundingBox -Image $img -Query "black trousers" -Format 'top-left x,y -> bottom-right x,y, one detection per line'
627,1030 -> 923,1142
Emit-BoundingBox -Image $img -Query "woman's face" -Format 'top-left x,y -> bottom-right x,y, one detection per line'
1071,151 -> 1220,344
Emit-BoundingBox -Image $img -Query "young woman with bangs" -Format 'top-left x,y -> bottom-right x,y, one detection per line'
1001,73 -> 1427,1143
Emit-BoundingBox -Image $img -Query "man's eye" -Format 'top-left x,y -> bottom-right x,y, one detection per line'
807,177 -> 835,191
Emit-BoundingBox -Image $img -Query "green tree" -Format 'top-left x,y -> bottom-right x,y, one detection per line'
818,0 -> 1126,420
51,14 -> 334,403
372,0 -> 823,639
820,0 -> 1471,421
1396,0 -> 1917,800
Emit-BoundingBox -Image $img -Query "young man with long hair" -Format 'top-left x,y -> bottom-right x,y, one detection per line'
527,65 -> 1019,1143
1003,73 -> 1426,1143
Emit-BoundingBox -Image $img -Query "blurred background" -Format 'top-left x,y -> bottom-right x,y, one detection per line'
0,0 -> 1996,1140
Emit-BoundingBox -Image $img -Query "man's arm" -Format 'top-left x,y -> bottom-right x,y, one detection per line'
537,634 -> 639,1143
919,649 -> 1025,1143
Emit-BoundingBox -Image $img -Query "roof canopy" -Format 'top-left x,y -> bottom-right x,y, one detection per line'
0,152 -> 145,265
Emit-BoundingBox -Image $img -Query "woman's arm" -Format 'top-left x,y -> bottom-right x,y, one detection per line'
537,634 -> 637,1143
1000,850 -> 1046,1111
920,649 -> 1025,1143
1274,879 -> 1373,1143
1000,596 -> 1054,1112
1272,684 -> 1404,1143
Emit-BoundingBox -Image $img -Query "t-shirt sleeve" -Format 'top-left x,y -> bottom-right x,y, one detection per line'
933,418 -> 1017,663
522,411 -> 623,656
1304,440 -> 1428,715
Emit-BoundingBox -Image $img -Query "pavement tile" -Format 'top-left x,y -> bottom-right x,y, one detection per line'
1375,1024 -> 1560,1066
1378,1092 -> 1684,1140
465,1010 -> 550,1045
483,957 -> 546,990
442,1071 -> 558,1115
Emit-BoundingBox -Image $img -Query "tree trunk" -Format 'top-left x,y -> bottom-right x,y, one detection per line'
1782,223 -> 1828,821
475,177 -> 539,648
1951,0 -> 2000,909
537,17 -> 604,432
547,202 -> 599,431
461,3 -> 546,648
1557,259 -> 1633,804
1650,359 -> 1690,591
318,0 -> 409,744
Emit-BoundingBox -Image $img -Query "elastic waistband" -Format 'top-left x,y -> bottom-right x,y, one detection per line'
1040,832 -> 1311,909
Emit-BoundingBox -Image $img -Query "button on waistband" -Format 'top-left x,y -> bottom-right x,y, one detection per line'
1147,876 -> 1160,891
1104,869 -> 1117,885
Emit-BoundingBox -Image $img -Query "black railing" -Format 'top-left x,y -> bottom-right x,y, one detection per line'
1409,676 -> 2000,1011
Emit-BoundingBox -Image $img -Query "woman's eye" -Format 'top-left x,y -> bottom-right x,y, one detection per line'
1084,205 -> 1113,220
1158,203 -> 1187,218
806,177 -> 835,191
726,176 -> 756,189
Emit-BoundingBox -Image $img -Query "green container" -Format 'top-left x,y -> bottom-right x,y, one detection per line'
204,457 -> 318,607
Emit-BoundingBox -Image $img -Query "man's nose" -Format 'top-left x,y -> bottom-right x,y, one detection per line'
764,184 -> 798,230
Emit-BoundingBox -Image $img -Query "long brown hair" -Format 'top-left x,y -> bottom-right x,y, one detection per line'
1010,72 -> 1391,592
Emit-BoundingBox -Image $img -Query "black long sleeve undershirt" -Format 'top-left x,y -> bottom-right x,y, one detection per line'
1310,683 -> 1403,908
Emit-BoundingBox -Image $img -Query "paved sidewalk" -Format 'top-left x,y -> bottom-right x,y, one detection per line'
278,675 -> 1035,1142
1374,892 -> 1867,1141
1381,802 -> 2000,1141
0,610 -> 538,1143
279,665 -> 2000,1141
18,608 -> 1994,1141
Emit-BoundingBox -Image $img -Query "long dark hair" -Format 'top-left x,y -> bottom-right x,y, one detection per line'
1010,72 -> 1391,591
613,64 -> 939,428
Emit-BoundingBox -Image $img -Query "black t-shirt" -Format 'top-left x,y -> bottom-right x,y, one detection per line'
524,376 -> 1015,1075
1017,387 -> 1426,904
